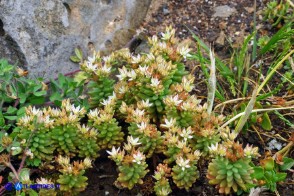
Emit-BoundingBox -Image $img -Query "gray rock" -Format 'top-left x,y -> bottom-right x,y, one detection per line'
213,5 -> 236,18
0,0 -> 151,79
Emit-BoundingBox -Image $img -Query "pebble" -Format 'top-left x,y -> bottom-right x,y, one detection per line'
213,5 -> 237,18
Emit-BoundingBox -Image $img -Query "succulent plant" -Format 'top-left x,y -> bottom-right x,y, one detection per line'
77,51 -> 116,108
190,109 -> 224,156
87,96 -> 124,149
126,106 -> 163,157
153,164 -> 172,196
207,142 -> 259,194
76,124 -> 100,158
16,106 -> 56,165
87,77 -> 115,108
171,156 -> 200,191
51,100 -> 86,157
56,156 -> 92,195
107,137 -> 149,190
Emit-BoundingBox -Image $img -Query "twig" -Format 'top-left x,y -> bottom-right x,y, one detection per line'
220,106 -> 294,129
257,49 -> 294,94
207,48 -> 216,116
45,69 -> 81,85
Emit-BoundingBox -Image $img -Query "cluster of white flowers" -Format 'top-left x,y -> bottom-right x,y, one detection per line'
208,143 -> 226,156
164,94 -> 183,107
244,144 -> 260,158
176,156 -> 190,171
132,151 -> 145,164
160,118 -> 177,129
77,124 -> 97,137
180,127 -> 193,141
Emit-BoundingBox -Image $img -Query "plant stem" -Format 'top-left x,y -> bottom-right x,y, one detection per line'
220,106 -> 294,129
276,141 -> 293,157
17,130 -> 35,175
257,49 -> 294,94
7,162 -> 19,181
214,97 -> 250,111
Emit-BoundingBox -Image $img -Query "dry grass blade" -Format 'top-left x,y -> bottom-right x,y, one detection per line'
234,87 -> 258,134
207,48 -> 216,116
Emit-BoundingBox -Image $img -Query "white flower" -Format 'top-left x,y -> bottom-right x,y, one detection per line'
158,42 -> 167,50
161,118 -> 176,129
68,113 -> 79,123
116,66 -> 128,81
127,136 -> 141,146
49,108 -> 61,117
146,53 -> 155,62
132,54 -> 142,64
161,31 -> 172,40
83,158 -> 92,168
180,127 -> 193,140
25,149 -> 34,159
244,144 -> 260,158
193,150 -> 202,159
30,107 -> 41,116
36,177 -> 52,185
177,45 -> 192,59
176,157 -> 190,171
38,115 -> 54,127
133,108 -> 145,117
88,109 -> 99,119
132,151 -> 145,164
164,94 -> 183,106
138,65 -> 149,75
208,143 -> 218,152
101,93 -> 116,106
106,146 -> 121,158
139,99 -> 153,108
118,85 -> 128,94
18,115 -> 33,126
158,188 -> 172,196
182,76 -> 194,92
57,155 -> 70,166
137,122 -> 147,131
85,61 -> 97,72
127,69 -> 137,81
150,77 -> 160,87
101,65 -> 111,74
149,35 -> 158,45
71,105 -> 85,115
88,54 -> 96,64
176,140 -> 187,149
102,56 -> 112,63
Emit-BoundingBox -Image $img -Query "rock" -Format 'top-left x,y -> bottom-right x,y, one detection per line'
0,0 -> 151,79
212,5 -> 236,18
216,30 -> 225,45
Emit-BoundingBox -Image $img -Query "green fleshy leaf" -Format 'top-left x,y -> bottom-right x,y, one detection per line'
19,168 -> 30,182
280,157 -> 294,171
274,172 -> 287,182
4,115 -> 17,121
252,166 -> 264,179
261,113 -> 272,131
0,111 -> 5,127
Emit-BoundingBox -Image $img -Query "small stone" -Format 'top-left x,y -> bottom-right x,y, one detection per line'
163,8 -> 170,15
213,5 -> 237,18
